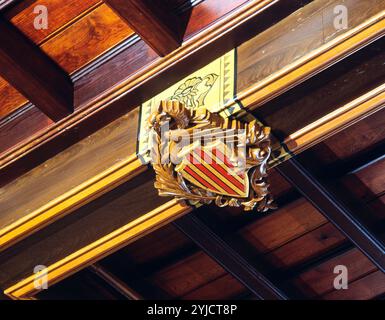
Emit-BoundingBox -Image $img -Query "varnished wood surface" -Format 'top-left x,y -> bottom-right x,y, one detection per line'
0,78 -> 27,120
252,38 -> 385,137
240,199 -> 327,254
0,18 -> 73,121
263,222 -> 347,270
0,108 -> 139,230
290,248 -> 377,298
0,1 -> 133,121
5,0 -> 101,45
0,170 -> 166,289
236,0 -> 385,92
0,0 -> 100,120
40,3 -> 134,74
0,0 -> 294,173
322,270 -> 385,299
105,0 -> 181,56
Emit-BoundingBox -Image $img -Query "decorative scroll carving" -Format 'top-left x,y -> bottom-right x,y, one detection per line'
148,100 -> 275,212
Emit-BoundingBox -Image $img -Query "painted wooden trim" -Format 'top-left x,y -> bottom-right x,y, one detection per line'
234,11 -> 385,113
0,155 -> 146,251
4,200 -> 191,300
3,81 -> 384,299
0,0 -> 279,169
285,84 -> 385,154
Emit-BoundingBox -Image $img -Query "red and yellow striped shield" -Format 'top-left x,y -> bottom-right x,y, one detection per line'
176,143 -> 248,198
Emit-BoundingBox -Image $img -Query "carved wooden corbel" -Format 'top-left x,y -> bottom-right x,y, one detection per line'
148,100 -> 275,212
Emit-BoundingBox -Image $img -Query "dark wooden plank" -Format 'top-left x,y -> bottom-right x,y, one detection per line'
277,158 -> 385,272
182,273 -> 248,300
89,264 -> 142,300
105,0 -> 181,56
0,0 -> 19,11
174,213 -> 288,300
289,248 -> 377,298
263,223 -> 347,270
36,268 -> 126,300
321,270 -> 385,300
0,18 -> 73,121
240,198 -> 327,254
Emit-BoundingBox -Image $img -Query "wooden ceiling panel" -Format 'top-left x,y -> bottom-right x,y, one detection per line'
239,198 -> 327,254
4,0 -> 101,45
341,159 -> 385,202
40,3 -> 135,74
263,222 -> 347,270
322,270 -> 385,300
182,273 -> 248,300
99,223 -> 195,271
290,248 -> 377,298
150,251 -> 230,298
0,77 -> 27,120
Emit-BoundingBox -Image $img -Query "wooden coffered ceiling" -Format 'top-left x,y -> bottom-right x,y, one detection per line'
0,0 -> 384,301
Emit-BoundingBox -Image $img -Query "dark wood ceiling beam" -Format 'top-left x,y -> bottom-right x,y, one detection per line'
174,213 -> 289,300
0,18 -> 73,122
276,158 -> 385,273
105,0 -> 181,56
0,0 -> 19,11
89,264 -> 143,300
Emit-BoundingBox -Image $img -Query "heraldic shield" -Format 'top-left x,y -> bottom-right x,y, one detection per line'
148,100 -> 275,212
175,141 -> 249,198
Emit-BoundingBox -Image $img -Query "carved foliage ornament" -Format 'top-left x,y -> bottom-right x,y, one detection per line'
148,100 -> 275,212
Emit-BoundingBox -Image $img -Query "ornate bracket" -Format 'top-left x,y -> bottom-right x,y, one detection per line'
148,100 -> 275,212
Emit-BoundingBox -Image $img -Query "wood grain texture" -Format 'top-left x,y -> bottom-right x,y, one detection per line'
252,37 -> 385,137
40,3 -> 134,74
0,0 -> 300,177
0,77 -> 27,120
341,158 -> 385,202
321,270 -> 385,299
182,273 -> 248,300
105,0 -> 181,56
5,0 -> 101,45
237,0 -> 385,92
150,251 -> 228,298
290,248 -> 377,298
263,223 -> 347,270
0,18 -> 73,121
0,170 -> 166,290
239,198 -> 327,253
0,108 -> 139,230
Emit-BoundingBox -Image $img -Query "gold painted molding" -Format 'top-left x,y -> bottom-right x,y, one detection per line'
0,0 -> 279,170
0,155 -> 146,251
284,83 -> 385,154
234,10 -> 385,115
4,83 -> 385,299
4,200 -> 191,300
2,3 -> 385,298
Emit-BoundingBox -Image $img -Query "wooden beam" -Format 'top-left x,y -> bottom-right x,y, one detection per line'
89,264 -> 142,300
0,0 -> 19,11
276,158 -> 385,272
105,0 -> 181,56
174,213 -> 288,300
0,18 -> 73,121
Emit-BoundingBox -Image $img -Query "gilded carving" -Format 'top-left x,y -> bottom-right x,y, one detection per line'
148,100 -> 275,212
